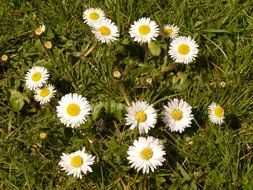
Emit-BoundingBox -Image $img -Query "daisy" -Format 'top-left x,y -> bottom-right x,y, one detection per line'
162,24 -> 179,39
129,17 -> 159,43
34,84 -> 56,105
35,25 -> 45,36
208,102 -> 225,124
125,101 -> 157,134
92,18 -> 119,43
56,93 -> 91,128
25,66 -> 49,90
59,148 -> 95,179
83,7 -> 105,26
162,98 -> 193,133
127,136 -> 166,174
168,36 -> 198,64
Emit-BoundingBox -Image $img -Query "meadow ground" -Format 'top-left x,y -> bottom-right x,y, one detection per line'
0,0 -> 253,189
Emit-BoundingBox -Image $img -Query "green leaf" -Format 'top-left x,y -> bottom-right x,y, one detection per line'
34,39 -> 43,51
202,28 -> 231,34
122,38 -> 130,45
114,103 -> 125,121
46,28 -> 55,39
148,42 -> 161,56
156,176 -> 166,186
177,72 -> 188,85
7,89 -> 30,111
177,163 -> 191,181
9,96 -> 24,111
8,89 -> 30,103
172,75 -> 179,84
92,102 -> 104,120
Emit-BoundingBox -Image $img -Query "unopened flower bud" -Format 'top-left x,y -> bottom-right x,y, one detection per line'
39,132 -> 47,140
44,41 -> 52,49
35,25 -> 45,36
113,70 -> 121,79
146,77 -> 152,85
1,54 -> 8,62
220,81 -> 226,88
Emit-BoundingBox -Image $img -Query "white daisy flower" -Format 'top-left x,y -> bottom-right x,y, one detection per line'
91,18 -> 119,43
125,101 -> 157,134
35,25 -> 45,36
162,24 -> 179,39
127,136 -> 166,174
34,84 -> 56,105
162,98 -> 193,133
56,93 -> 91,128
59,148 -> 95,179
208,102 -> 225,125
25,66 -> 49,90
83,7 -> 105,27
168,36 -> 199,64
129,17 -> 159,43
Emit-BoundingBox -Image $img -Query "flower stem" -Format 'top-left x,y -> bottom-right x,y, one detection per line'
119,82 -> 131,106
9,64 -> 22,78
163,38 -> 170,66
74,40 -> 99,67
83,40 -> 99,58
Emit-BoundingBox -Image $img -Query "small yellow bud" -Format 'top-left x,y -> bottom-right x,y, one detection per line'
146,77 -> 152,85
1,54 -> 8,62
35,25 -> 45,36
44,41 -> 52,49
220,81 -> 226,88
113,70 -> 121,79
39,132 -> 47,140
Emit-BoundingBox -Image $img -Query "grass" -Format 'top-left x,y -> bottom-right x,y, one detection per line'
0,0 -> 253,189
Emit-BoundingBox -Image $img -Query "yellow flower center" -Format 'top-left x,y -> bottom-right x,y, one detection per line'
71,156 -> 83,167
89,12 -> 100,20
31,72 -> 42,82
99,26 -> 111,36
214,106 -> 224,118
135,111 -> 147,122
66,103 -> 81,116
171,109 -> 183,121
39,88 -> 50,98
164,28 -> 173,36
138,25 -> 151,35
140,147 -> 153,160
178,44 -> 190,55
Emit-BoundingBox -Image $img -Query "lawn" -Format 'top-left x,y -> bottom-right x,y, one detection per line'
0,0 -> 253,189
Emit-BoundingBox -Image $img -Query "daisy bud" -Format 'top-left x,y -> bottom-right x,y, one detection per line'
44,41 -> 52,49
1,54 -> 8,62
113,70 -> 121,79
35,25 -> 45,36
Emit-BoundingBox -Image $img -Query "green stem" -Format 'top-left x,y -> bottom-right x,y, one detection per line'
144,43 -> 149,61
119,82 -> 131,106
9,63 -> 22,78
74,40 -> 99,67
41,39 -> 57,66
83,40 -> 99,58
163,38 -> 170,66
